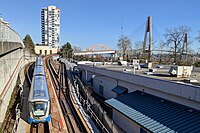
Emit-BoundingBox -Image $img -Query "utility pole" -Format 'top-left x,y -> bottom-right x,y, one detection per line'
183,33 -> 188,61
143,16 -> 152,63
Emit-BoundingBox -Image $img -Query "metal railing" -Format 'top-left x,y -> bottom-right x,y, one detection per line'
75,75 -> 125,133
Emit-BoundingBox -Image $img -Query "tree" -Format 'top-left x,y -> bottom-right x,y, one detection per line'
196,31 -> 200,42
23,34 -> 35,54
117,35 -> 132,60
61,42 -> 73,58
73,46 -> 81,52
164,25 -> 191,64
133,41 -> 144,59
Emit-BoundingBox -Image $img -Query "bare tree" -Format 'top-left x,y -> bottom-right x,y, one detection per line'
133,41 -> 143,59
196,31 -> 200,42
73,46 -> 81,52
117,35 -> 132,60
134,41 -> 144,50
164,25 -> 191,64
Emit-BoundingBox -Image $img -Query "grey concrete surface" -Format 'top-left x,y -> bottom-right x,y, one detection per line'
0,49 -> 36,123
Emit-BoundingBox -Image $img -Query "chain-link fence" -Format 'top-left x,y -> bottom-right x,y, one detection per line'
0,19 -> 24,55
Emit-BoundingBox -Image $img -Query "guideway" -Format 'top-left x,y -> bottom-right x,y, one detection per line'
44,56 -> 68,132
16,56 -> 68,133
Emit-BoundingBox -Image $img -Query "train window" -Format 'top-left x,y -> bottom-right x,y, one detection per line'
34,90 -> 46,97
32,102 -> 47,116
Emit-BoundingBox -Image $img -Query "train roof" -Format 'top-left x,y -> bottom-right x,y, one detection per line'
33,65 -> 45,76
35,56 -> 43,66
29,75 -> 49,101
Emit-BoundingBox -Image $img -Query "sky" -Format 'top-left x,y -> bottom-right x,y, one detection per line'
1,0 -> 200,51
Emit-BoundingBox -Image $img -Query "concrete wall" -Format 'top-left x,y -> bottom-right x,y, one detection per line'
92,75 -> 117,99
0,20 -> 24,55
0,42 -> 22,55
0,49 -> 36,123
113,110 -> 140,133
78,65 -> 200,111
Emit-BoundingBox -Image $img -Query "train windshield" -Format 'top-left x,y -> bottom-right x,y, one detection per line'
32,102 -> 47,116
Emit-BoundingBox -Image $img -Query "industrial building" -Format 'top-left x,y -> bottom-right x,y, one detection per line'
78,64 -> 200,132
106,90 -> 200,132
41,5 -> 60,48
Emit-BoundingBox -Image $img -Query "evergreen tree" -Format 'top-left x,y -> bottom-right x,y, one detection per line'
23,34 -> 35,54
61,42 -> 73,58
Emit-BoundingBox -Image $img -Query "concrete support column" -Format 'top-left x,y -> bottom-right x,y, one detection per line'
148,16 -> 152,62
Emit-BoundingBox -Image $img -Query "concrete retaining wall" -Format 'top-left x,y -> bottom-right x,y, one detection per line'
0,42 -> 23,56
0,49 -> 36,123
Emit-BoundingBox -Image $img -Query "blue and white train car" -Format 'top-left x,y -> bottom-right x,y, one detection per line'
28,57 -> 51,124
33,65 -> 45,76
35,56 -> 43,66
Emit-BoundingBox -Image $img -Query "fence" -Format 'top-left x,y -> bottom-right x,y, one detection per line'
75,75 -> 125,133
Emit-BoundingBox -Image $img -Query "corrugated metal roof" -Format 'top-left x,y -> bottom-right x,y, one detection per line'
105,91 -> 200,133
112,86 -> 128,94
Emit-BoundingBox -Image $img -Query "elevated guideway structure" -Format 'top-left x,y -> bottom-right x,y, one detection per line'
74,44 -> 116,56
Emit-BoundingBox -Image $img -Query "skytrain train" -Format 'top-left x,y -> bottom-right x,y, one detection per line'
28,56 -> 51,124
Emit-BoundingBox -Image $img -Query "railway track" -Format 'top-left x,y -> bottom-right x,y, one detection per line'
64,62 -> 94,133
46,57 -> 91,133
61,63 -> 86,132
64,60 -> 110,133
30,122 -> 49,133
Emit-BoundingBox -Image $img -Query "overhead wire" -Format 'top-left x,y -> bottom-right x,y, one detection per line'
152,24 -> 164,51
129,22 -> 146,39
111,21 -> 146,50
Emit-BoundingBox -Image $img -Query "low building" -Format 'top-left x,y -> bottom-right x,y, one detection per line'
78,64 -> 200,132
105,90 -> 200,132
35,45 -> 58,55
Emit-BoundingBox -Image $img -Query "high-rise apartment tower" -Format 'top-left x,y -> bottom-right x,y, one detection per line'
41,5 -> 60,48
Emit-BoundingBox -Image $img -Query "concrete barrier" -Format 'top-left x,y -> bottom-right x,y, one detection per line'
0,49 -> 36,123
